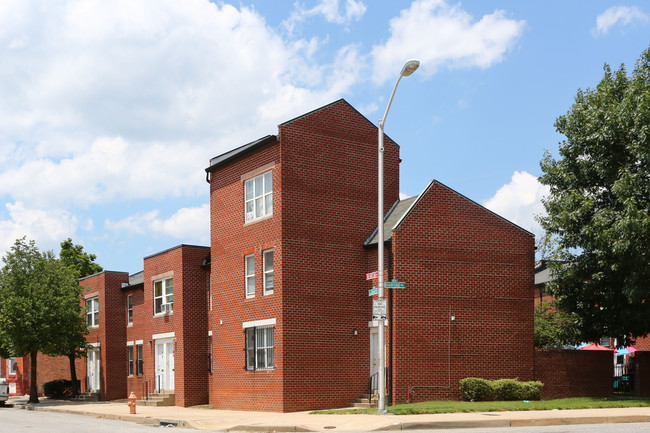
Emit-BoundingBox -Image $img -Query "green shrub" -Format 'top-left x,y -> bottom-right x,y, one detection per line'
42,379 -> 80,398
521,381 -> 544,401
493,378 -> 523,401
460,378 -> 543,402
459,377 -> 495,401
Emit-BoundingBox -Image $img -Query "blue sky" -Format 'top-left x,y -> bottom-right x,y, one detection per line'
0,0 -> 648,273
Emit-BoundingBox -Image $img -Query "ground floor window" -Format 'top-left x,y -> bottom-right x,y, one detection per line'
136,344 -> 144,376
245,326 -> 274,371
127,345 -> 134,376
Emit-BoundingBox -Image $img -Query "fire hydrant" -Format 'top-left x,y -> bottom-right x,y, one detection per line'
127,391 -> 137,414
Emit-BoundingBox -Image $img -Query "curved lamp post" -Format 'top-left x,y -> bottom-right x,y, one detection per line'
377,59 -> 419,413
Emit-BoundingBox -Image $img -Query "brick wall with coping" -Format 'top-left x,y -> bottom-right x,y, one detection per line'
389,181 -> 535,403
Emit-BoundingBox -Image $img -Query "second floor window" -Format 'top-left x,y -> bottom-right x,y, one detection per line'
86,297 -> 99,327
244,171 -> 272,222
127,294 -> 133,324
245,255 -> 255,298
263,250 -> 273,295
154,277 -> 173,314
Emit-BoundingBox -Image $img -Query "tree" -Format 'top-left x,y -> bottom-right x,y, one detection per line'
534,298 -> 581,349
54,238 -> 103,397
0,238 -> 79,403
539,46 -> 650,346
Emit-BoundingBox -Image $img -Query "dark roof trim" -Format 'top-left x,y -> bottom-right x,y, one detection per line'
364,199 -> 401,246
121,282 -> 144,292
392,179 -> 535,237
78,270 -> 128,282
143,244 -> 210,261
205,135 -> 278,173
278,98 -> 400,148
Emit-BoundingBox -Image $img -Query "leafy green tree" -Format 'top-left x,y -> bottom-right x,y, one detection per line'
54,238 -> 103,397
539,46 -> 650,346
60,238 -> 103,279
0,238 -> 79,403
534,298 -> 581,349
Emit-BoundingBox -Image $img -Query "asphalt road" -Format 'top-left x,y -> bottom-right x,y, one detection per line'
0,407 -> 197,432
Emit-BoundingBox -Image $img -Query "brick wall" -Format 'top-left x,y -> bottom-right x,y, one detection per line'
534,349 -> 612,399
35,353 -> 85,394
80,271 -> 129,400
125,287 -> 145,396
280,100 -> 399,411
390,181 -> 535,403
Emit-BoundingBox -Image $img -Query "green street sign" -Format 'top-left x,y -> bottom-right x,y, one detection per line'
384,279 -> 406,289
368,287 -> 378,296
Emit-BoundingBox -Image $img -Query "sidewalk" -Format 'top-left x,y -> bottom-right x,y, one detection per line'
9,397 -> 650,431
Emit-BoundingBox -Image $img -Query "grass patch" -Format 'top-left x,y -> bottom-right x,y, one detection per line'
310,396 -> 650,415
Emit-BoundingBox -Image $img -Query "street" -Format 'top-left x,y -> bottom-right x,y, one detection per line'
0,407 -> 197,432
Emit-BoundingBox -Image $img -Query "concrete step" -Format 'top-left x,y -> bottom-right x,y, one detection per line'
137,392 -> 175,407
71,391 -> 100,402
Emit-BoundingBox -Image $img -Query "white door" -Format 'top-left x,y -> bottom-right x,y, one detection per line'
155,339 -> 175,391
87,348 -> 100,392
369,328 -> 379,391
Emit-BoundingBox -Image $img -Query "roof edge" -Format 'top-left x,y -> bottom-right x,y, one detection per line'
206,135 -> 278,173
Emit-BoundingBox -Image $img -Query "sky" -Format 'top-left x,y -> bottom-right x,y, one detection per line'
0,0 -> 649,273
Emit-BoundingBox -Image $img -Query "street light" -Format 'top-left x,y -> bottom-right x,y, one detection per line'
376,59 -> 419,413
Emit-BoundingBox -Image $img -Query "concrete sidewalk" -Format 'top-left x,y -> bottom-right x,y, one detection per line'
9,397 -> 650,431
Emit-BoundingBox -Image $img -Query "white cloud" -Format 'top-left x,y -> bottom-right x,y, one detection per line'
0,0 -> 366,207
283,0 -> 366,34
371,0 -> 525,84
483,171 -> 549,237
592,5 -> 648,36
0,202 -> 78,254
105,204 -> 209,243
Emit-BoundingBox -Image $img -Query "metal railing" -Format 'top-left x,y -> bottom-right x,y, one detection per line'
368,368 -> 387,396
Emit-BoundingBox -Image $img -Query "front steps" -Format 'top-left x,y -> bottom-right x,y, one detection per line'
350,391 -> 380,408
71,391 -> 100,402
137,391 -> 175,407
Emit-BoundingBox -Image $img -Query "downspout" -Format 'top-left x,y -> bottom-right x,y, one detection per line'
387,243 -> 394,406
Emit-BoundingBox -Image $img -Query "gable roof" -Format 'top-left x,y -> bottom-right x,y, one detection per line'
365,179 -> 534,246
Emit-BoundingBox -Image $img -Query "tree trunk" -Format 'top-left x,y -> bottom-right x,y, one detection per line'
68,353 -> 79,397
28,351 -> 39,404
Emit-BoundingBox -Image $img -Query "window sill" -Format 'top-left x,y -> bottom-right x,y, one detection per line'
153,312 -> 173,317
244,214 -> 273,226
263,290 -> 274,296
127,323 -> 133,328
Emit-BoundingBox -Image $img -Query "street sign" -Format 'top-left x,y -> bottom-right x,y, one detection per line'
372,299 -> 387,321
368,287 -> 378,296
384,279 -> 406,289
366,271 -> 379,280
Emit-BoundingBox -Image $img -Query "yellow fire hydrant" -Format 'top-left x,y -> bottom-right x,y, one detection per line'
127,391 -> 137,414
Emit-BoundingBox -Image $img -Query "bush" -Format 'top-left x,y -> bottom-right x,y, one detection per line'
42,379 -> 80,398
459,378 -> 495,402
460,377 -> 543,401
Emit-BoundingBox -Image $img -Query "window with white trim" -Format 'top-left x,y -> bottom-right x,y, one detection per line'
263,250 -> 273,295
8,357 -> 16,375
127,294 -> 133,325
86,297 -> 99,327
136,344 -> 144,376
154,277 -> 173,314
245,254 -> 255,298
245,326 -> 274,371
127,345 -> 134,376
244,171 -> 272,222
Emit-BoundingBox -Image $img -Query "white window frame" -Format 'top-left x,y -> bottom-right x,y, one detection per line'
154,277 -> 173,315
8,357 -> 16,375
135,343 -> 144,376
244,171 -> 272,223
127,344 -> 134,376
245,325 -> 275,371
86,297 -> 99,328
263,249 -> 274,295
127,294 -> 133,325
245,254 -> 255,298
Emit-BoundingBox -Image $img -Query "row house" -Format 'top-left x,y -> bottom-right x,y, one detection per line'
12,99 -> 534,411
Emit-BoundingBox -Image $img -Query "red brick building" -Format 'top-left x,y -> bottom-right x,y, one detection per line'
22,99 -> 534,411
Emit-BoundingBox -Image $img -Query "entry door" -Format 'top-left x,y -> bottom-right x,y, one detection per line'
369,328 -> 379,391
155,339 -> 175,391
87,348 -> 100,392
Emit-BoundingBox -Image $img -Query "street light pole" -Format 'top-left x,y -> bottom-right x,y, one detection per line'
377,59 -> 419,414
